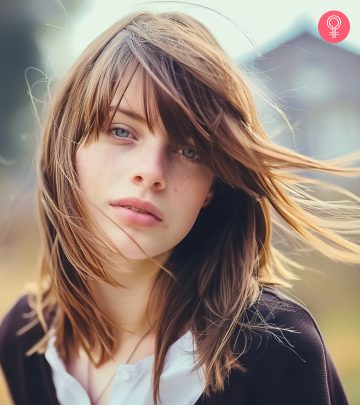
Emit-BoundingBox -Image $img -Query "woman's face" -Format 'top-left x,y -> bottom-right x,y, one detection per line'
75,69 -> 214,261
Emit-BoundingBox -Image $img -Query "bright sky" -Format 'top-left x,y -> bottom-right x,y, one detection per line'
43,0 -> 359,76
70,0 -> 360,56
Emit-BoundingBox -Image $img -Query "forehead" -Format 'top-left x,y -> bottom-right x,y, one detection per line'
109,67 -> 165,135
111,68 -> 144,112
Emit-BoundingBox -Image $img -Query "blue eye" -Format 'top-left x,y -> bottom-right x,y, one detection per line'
111,126 -> 132,138
179,146 -> 200,162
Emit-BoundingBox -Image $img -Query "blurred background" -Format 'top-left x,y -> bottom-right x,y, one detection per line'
0,0 -> 359,403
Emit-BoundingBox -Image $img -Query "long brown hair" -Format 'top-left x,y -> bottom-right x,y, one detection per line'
21,11 -> 360,404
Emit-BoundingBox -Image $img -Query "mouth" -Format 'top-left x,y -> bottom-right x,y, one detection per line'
121,205 -> 158,218
109,198 -> 163,222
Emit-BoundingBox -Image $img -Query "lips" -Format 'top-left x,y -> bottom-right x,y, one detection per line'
109,198 -> 163,221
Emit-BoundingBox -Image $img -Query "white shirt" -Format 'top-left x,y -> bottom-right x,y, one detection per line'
45,331 -> 206,405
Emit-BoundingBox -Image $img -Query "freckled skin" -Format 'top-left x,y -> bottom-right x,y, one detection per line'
76,70 -> 214,260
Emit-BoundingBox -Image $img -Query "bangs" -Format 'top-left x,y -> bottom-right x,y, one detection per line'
74,23 -> 263,192
78,33 -> 222,169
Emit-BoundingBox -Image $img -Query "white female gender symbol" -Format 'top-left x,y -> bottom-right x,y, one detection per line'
327,15 -> 342,38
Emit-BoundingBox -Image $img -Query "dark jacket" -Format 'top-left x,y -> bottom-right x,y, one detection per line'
0,287 -> 349,405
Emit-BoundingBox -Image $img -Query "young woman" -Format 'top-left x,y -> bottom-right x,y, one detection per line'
0,10 -> 358,405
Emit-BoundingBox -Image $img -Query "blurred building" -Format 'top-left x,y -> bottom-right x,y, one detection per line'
240,23 -> 360,190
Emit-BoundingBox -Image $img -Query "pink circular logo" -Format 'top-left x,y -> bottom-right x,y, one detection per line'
318,10 -> 350,43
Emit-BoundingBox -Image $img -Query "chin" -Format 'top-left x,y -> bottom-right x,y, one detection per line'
107,237 -> 168,262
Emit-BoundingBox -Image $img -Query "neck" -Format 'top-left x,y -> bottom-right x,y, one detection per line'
88,251 -> 169,340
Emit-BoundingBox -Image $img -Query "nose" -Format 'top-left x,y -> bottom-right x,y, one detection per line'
130,144 -> 167,191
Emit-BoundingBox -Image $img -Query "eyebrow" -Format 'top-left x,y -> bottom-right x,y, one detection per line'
109,106 -> 147,125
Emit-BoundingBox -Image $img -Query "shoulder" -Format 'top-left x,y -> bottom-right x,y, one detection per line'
249,286 -> 325,350
0,294 -> 32,342
240,286 -> 328,368
0,295 -> 59,404
227,286 -> 348,404
197,287 -> 348,404
0,294 -> 44,362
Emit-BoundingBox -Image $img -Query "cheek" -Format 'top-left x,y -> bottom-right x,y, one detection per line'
75,146 -> 102,199
174,172 -> 213,219
76,143 -> 114,197
76,150 -> 90,190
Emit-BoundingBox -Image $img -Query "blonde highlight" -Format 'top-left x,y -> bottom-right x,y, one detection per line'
19,10 -> 360,404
